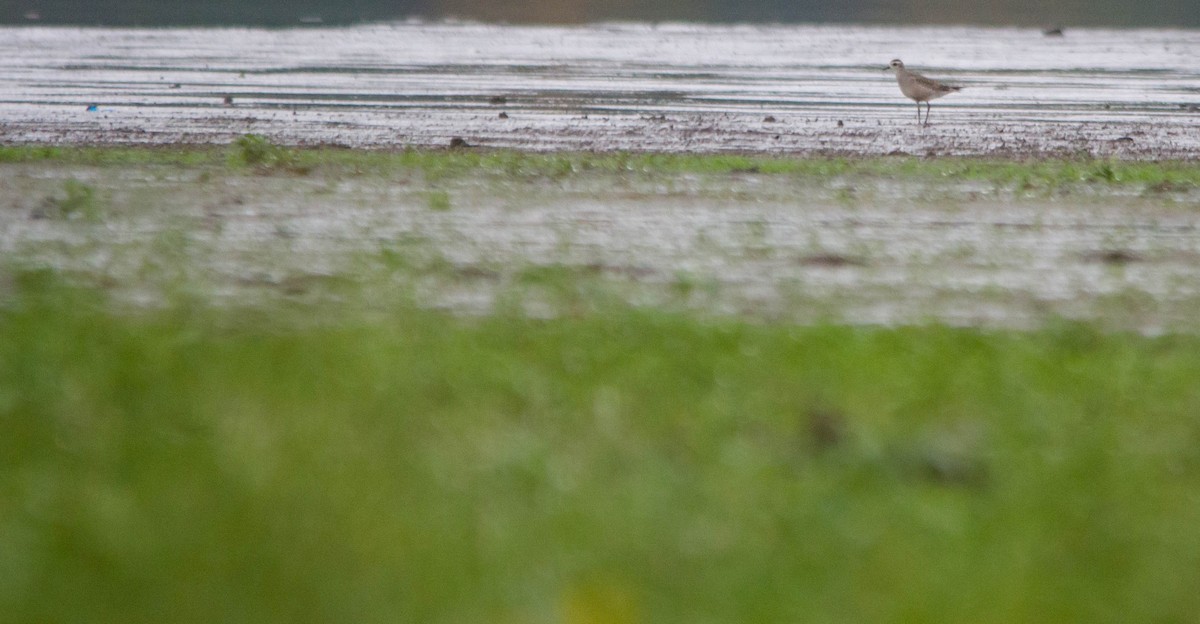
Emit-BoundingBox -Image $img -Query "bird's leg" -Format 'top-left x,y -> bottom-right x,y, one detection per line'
915,101 -> 921,125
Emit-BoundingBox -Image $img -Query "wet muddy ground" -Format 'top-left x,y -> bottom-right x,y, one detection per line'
3,163 -> 1198,331
1,23 -> 1198,157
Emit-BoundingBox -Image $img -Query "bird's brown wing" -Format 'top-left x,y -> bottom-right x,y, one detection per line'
911,71 -> 961,93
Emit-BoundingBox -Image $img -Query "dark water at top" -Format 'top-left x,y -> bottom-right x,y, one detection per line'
4,0 -> 1199,27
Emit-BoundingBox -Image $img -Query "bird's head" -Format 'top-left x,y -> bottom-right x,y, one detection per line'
885,59 -> 904,72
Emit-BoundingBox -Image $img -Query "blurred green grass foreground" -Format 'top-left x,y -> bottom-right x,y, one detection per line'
3,267 -> 1200,623
4,143 -> 1200,622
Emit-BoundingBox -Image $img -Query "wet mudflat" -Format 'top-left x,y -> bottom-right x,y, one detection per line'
2,23 -> 1198,330
1,22 -> 1199,157
3,157 -> 1198,331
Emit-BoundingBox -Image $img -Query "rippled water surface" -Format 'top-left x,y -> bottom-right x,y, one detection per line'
2,22 -> 1199,156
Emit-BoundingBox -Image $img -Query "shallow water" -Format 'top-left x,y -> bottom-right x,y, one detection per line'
1,22 -> 1199,156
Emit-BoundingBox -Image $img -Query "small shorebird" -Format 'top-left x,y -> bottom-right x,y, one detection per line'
885,59 -> 961,126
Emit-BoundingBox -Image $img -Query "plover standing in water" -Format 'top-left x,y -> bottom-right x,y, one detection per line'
885,59 -> 961,126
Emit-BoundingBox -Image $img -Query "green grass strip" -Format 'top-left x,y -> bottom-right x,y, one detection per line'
1,139 -> 1198,189
4,274 -> 1200,622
